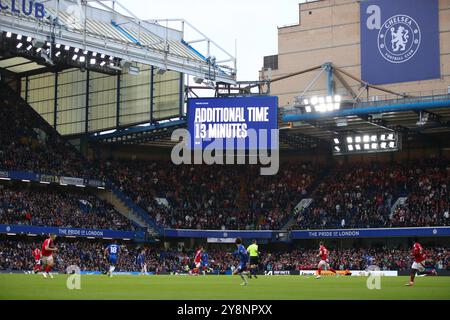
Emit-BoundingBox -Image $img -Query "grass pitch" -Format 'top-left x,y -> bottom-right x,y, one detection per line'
0,274 -> 449,300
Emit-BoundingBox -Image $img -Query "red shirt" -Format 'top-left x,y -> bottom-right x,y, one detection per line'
32,248 -> 41,261
412,243 -> 426,263
194,250 -> 202,264
319,245 -> 329,261
41,238 -> 54,257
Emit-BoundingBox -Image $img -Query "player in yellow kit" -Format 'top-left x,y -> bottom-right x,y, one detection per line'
247,239 -> 260,279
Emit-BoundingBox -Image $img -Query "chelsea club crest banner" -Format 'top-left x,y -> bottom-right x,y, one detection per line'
360,0 -> 440,85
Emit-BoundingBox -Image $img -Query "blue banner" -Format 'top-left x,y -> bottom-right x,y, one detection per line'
0,0 -> 46,19
290,227 -> 450,239
0,225 -> 145,240
164,229 -> 273,240
360,0 -> 440,84
187,96 -> 278,150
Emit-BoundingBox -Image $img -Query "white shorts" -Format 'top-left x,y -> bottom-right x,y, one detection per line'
195,262 -> 201,269
42,255 -> 54,265
318,260 -> 329,269
412,261 -> 426,272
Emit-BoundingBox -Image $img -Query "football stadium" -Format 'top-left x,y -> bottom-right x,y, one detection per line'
0,0 -> 450,306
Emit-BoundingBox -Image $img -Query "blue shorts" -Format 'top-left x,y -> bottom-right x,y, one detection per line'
237,263 -> 247,272
109,256 -> 118,265
201,262 -> 208,268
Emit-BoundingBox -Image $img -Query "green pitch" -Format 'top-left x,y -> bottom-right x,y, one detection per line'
0,275 -> 449,300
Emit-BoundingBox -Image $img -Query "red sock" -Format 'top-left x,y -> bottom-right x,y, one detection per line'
317,267 -> 322,275
45,265 -> 52,273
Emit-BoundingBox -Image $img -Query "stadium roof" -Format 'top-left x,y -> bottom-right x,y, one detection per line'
0,0 -> 236,82
274,64 -> 450,152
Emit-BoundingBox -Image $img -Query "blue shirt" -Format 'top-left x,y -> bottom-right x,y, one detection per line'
233,244 -> 249,265
201,252 -> 208,263
107,244 -> 120,258
136,253 -> 145,265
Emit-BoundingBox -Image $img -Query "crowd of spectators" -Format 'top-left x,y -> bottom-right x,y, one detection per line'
296,159 -> 450,230
0,239 -> 448,273
391,162 -> 449,227
260,247 -> 449,271
98,160 -> 318,230
0,185 -> 136,231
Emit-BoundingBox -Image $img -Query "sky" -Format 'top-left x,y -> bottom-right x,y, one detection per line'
122,0 -> 306,81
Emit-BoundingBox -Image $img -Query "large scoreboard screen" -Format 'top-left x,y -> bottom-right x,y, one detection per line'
187,96 -> 278,150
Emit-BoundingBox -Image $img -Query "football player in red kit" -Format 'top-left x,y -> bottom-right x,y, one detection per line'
316,241 -> 337,279
41,234 -> 58,278
406,241 -> 437,286
32,248 -> 42,274
191,246 -> 203,275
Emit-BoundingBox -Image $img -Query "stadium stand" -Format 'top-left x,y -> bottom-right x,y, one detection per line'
0,238 -> 448,273
99,159 -> 318,230
296,159 -> 450,230
0,83 -> 101,179
0,83 -> 448,231
0,184 -> 137,231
